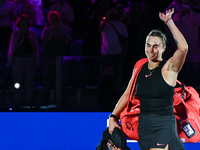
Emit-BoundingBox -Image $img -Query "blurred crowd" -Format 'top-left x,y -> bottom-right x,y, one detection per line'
0,0 -> 200,111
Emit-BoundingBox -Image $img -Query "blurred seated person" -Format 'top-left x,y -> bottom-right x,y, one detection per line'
7,15 -> 39,109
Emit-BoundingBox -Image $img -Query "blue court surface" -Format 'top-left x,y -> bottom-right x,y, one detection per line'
0,112 -> 199,150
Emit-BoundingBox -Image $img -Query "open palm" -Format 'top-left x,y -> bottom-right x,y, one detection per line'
159,8 -> 174,23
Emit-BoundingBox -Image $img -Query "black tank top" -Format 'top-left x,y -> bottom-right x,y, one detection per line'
135,60 -> 174,116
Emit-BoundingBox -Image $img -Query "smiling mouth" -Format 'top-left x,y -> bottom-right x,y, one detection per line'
148,53 -> 156,57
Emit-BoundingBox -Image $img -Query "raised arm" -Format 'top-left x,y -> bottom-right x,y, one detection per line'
159,8 -> 188,73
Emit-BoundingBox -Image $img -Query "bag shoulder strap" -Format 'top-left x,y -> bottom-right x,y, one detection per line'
176,80 -> 198,95
129,58 -> 148,99
108,20 -> 121,37
134,58 -> 149,70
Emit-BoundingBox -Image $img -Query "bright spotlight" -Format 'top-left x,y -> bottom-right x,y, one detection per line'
14,83 -> 20,89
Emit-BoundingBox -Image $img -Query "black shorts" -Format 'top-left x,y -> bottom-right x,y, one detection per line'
138,114 -> 185,150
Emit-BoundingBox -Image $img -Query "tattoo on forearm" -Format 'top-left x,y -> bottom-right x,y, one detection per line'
174,39 -> 178,45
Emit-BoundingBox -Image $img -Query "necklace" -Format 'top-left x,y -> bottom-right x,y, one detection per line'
145,66 -> 158,77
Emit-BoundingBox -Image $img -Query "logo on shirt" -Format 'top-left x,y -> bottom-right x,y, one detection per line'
157,143 -> 165,146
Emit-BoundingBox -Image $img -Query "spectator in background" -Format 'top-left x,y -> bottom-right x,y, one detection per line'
173,0 -> 200,86
116,0 -> 128,6
49,0 -> 74,55
116,3 -> 124,20
126,13 -> 147,60
91,0 -> 116,16
42,11 -> 70,58
41,11 -> 69,106
82,10 -> 103,56
97,62 -> 120,111
67,0 -> 91,38
7,15 -> 39,109
15,0 -> 44,55
81,10 -> 103,88
123,12 -> 149,85
99,9 -> 128,93
0,0 -> 17,55
15,0 -> 44,27
165,0 -> 184,15
116,3 -> 130,27
49,0 -> 74,34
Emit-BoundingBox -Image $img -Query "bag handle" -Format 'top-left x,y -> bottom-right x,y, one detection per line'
175,80 -> 198,126
175,80 -> 190,107
178,82 -> 188,127
177,80 -> 192,94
